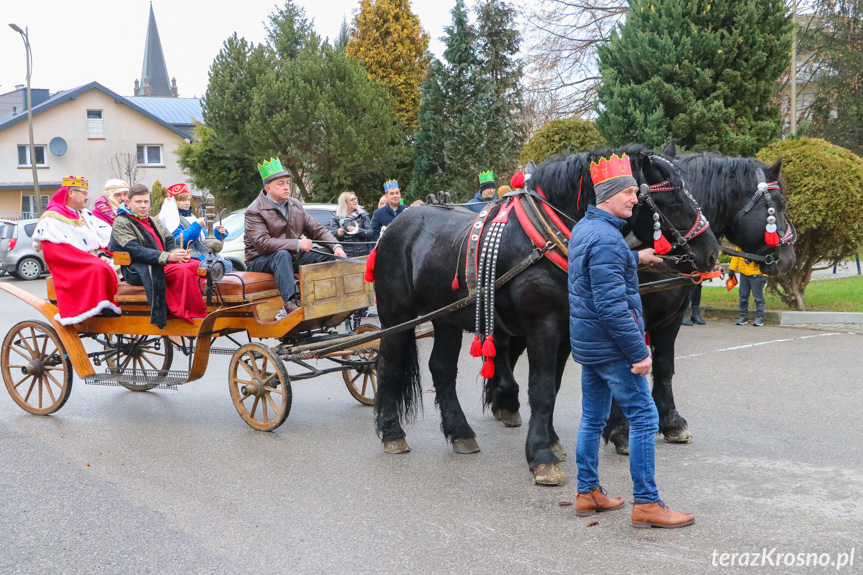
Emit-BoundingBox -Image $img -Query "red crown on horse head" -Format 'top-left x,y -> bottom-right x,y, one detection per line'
589,153 -> 633,186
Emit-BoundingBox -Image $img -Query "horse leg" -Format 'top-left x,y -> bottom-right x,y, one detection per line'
429,321 -> 478,454
375,327 -> 422,454
651,322 -> 692,444
483,334 -> 523,428
525,331 -> 568,486
603,401 -> 631,455
547,338 -> 569,462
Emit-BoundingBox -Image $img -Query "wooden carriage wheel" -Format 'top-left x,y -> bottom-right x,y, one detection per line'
2,320 -> 73,415
228,343 -> 292,431
342,324 -> 379,406
104,335 -> 174,391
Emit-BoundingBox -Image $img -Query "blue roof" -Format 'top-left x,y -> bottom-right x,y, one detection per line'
126,97 -> 202,126
0,82 -> 195,140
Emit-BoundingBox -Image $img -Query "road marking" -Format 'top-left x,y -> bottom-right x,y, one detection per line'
675,332 -> 844,360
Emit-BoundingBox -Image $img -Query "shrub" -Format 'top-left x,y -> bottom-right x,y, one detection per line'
520,118 -> 606,164
756,138 -> 863,310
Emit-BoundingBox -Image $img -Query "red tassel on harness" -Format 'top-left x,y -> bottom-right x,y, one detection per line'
451,275 -> 460,291
482,336 -> 496,358
469,335 -> 483,357
765,230 -> 780,247
480,357 -> 495,378
654,234 -> 672,255
645,332 -> 650,346
364,248 -> 377,282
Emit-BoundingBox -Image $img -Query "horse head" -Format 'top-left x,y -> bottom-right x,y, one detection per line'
663,141 -> 797,277
621,145 -> 720,273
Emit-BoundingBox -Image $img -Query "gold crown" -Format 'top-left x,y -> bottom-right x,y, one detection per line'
62,176 -> 88,189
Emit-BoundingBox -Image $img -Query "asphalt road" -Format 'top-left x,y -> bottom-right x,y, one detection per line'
1,276 -> 861,575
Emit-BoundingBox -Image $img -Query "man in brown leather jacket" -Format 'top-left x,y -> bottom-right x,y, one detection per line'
245,158 -> 346,317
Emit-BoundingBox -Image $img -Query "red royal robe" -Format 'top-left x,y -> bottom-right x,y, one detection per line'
41,241 -> 121,325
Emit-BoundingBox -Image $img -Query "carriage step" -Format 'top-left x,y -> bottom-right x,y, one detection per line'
84,368 -> 190,390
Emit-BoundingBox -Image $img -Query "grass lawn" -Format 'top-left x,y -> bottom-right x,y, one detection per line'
700,275 -> 863,312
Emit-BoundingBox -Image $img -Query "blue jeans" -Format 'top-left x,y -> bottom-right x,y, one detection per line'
577,359 -> 660,503
739,274 -> 766,318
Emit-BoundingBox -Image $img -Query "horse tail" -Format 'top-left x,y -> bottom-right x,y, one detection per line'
374,327 -> 423,436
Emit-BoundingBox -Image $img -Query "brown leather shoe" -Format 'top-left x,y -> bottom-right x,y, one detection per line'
574,487 -> 624,517
284,298 -> 302,314
631,501 -> 695,529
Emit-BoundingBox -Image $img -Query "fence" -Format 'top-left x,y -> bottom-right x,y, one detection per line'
0,212 -> 37,221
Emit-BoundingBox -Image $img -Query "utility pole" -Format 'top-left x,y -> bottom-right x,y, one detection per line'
9,23 -> 43,215
790,0 -> 798,136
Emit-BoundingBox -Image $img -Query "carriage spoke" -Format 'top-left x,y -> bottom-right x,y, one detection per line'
247,354 -> 260,378
141,354 -> 160,371
39,330 -> 49,357
261,394 -> 269,422
349,372 -> 361,385
23,378 -> 37,402
13,374 -> 33,390
42,376 -> 57,403
239,360 -> 256,379
44,370 -> 63,390
38,377 -> 43,408
18,332 -> 37,358
249,396 -> 260,419
9,345 -> 31,361
265,393 -> 279,416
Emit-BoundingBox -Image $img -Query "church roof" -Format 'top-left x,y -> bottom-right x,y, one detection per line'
138,3 -> 172,96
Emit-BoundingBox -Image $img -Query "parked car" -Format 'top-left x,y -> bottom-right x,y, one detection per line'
0,218 -> 47,280
219,203 -> 338,271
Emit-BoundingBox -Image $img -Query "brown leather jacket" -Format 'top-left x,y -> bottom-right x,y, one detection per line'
244,190 -> 339,264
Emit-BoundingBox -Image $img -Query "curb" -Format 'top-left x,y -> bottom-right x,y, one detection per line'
701,307 -> 863,325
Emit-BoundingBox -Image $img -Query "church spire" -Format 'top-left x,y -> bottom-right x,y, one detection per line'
136,2 -> 176,97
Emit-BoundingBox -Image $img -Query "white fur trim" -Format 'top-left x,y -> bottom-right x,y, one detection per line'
55,300 -> 122,325
33,209 -> 112,252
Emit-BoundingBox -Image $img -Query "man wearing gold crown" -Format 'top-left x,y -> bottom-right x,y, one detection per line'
466,170 -> 497,213
371,179 -> 405,237
245,158 -> 345,318
32,176 -> 121,324
568,153 -> 694,529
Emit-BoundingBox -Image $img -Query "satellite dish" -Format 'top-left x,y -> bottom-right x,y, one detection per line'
49,137 -> 67,156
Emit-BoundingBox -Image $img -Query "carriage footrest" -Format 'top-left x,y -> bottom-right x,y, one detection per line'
84,368 -> 190,390
209,347 -> 240,356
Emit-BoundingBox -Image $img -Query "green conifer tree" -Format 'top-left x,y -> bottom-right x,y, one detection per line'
596,0 -> 793,156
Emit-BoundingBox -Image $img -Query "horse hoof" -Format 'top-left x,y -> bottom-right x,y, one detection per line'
664,429 -> 693,444
551,441 -> 567,461
498,409 -> 522,428
452,437 -> 481,454
383,439 -> 411,454
532,463 -> 566,486
615,444 -> 630,456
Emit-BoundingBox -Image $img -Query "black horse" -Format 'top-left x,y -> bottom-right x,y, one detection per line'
373,146 -> 719,485
601,141 -> 797,452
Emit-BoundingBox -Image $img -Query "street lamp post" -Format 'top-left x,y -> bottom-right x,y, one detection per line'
9,23 -> 43,216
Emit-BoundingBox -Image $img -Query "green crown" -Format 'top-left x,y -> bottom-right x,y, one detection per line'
478,170 -> 495,185
258,158 -> 287,182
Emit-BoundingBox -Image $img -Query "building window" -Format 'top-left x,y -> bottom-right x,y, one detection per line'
87,109 -> 104,139
137,144 -> 162,166
17,145 -> 47,167
22,195 -> 49,215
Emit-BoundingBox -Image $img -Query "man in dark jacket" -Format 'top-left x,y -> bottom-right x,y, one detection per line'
245,158 -> 345,318
568,153 -> 694,529
466,170 -> 497,213
371,180 -> 405,238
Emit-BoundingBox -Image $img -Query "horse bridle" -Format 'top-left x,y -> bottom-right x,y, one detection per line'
719,168 -> 796,265
630,155 -> 711,265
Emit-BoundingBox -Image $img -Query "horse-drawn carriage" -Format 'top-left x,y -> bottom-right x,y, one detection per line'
0,258 -> 381,431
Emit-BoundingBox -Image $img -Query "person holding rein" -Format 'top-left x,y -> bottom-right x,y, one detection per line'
568,153 -> 694,529
109,184 -> 207,328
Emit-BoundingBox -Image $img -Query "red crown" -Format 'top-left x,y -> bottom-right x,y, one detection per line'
167,183 -> 189,197
590,153 -> 633,186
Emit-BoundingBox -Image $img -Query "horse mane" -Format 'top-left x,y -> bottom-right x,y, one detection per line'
529,145 -> 658,219
675,153 -> 787,236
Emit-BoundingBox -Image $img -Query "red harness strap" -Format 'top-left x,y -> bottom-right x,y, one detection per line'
512,195 -> 569,271
534,185 -> 572,240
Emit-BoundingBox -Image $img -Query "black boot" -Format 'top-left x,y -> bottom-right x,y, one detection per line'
682,305 -> 693,326
691,305 -> 706,325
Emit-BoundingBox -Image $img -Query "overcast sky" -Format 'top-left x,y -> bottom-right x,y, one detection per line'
1,0 -> 461,99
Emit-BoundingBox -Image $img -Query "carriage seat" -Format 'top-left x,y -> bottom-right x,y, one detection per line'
46,272 -> 281,304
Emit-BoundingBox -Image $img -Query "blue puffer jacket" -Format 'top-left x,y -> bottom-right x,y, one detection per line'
568,205 -> 649,366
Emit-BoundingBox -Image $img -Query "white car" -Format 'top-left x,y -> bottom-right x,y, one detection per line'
218,203 -> 338,271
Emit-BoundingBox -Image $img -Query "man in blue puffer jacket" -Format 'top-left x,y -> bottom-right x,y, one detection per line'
568,153 -> 695,529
